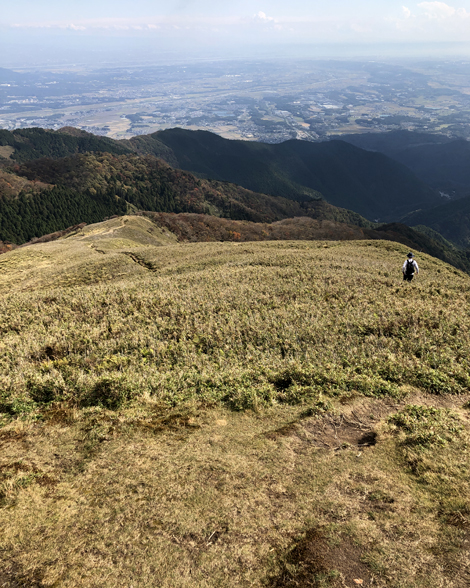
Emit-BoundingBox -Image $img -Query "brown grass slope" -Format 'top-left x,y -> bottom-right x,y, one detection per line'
3,207 -> 469,278
0,223 -> 470,587
139,212 -> 470,273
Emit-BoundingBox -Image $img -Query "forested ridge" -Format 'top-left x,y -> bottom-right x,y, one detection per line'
0,127 -> 131,162
0,186 -> 126,244
132,128 -> 443,221
0,152 -> 335,244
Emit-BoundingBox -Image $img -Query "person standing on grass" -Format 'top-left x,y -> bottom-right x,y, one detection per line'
403,252 -> 419,282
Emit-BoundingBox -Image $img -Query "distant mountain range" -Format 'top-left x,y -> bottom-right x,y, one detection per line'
332,129 -> 470,248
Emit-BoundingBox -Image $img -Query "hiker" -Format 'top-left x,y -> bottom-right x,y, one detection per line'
402,252 -> 419,282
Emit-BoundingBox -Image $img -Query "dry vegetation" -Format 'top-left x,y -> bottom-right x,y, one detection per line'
0,216 -> 469,587
0,168 -> 52,200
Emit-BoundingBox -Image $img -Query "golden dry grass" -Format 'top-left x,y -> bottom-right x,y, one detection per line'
0,217 -> 470,587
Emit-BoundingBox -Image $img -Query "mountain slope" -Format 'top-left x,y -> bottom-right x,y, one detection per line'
0,127 -> 132,163
403,194 -> 470,248
0,126 -> 445,222
129,128 -> 442,221
336,130 -> 453,157
338,130 -> 470,197
0,151 -> 373,245
0,233 -> 469,588
3,205 -> 469,275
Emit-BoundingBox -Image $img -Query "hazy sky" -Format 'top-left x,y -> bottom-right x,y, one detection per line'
3,1 -> 470,66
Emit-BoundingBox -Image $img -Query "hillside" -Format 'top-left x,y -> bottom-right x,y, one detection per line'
4,125 -> 470,264
129,128 -> 443,221
0,126 -> 450,225
403,194 -> 470,249
338,130 -> 470,198
2,204 -> 468,274
0,152 -> 330,244
336,130 -> 453,158
0,226 -> 469,587
0,127 -> 132,163
139,212 -> 470,273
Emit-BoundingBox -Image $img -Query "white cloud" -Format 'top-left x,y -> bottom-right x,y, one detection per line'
402,6 -> 412,19
393,2 -> 470,37
6,4 -> 470,45
418,2 -> 456,19
67,24 -> 86,31
253,11 -> 276,23
248,10 -> 283,31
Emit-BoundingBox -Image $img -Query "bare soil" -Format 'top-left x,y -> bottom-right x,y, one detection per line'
270,527 -> 371,587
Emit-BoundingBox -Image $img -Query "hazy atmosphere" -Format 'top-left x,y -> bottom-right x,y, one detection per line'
3,1 -> 470,66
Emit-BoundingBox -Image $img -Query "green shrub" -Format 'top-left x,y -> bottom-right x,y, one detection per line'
226,383 -> 277,411
26,374 -> 68,404
80,375 -> 136,409
388,405 -> 463,448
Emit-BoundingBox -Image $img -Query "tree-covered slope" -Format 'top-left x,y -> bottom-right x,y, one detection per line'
0,126 -> 445,222
1,152 -> 371,244
403,194 -> 470,249
1,148 -> 467,272
338,130 -> 470,197
0,127 -> 132,163
130,128 -> 442,221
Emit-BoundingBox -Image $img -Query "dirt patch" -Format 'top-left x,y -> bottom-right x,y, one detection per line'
304,414 -> 379,450
122,251 -> 159,271
265,395 -> 470,451
263,398 -> 400,449
270,527 -> 371,587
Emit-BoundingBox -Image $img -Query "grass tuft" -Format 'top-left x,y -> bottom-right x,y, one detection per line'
388,405 -> 464,448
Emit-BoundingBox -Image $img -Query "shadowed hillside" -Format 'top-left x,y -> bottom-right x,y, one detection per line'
403,194 -> 470,249
0,152 -> 330,244
0,126 -> 456,223
129,128 -> 442,221
338,130 -> 470,198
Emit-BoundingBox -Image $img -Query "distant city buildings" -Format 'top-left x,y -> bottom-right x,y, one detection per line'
1,59 -> 469,141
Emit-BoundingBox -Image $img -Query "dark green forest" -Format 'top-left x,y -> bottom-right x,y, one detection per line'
0,187 -> 126,243
0,152 -> 321,244
0,127 -> 131,163
131,128 -> 443,221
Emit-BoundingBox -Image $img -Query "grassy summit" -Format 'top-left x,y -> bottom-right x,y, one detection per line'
0,220 -> 469,587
